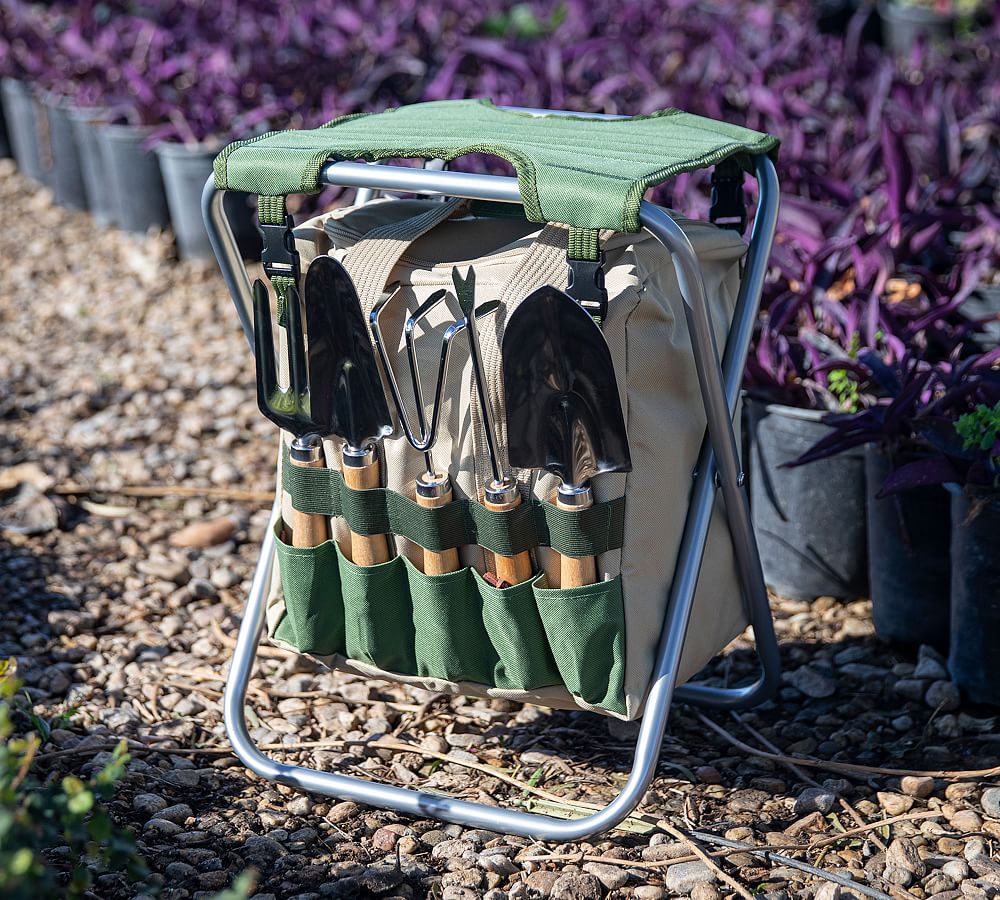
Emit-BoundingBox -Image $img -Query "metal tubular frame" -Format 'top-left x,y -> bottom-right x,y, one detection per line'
202,107 -> 780,839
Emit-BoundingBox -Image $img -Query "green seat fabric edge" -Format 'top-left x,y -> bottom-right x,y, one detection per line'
214,99 -> 778,233
281,446 -> 624,558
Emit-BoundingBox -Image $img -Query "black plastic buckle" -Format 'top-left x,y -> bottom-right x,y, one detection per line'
709,164 -> 748,234
259,214 -> 300,281
567,255 -> 608,321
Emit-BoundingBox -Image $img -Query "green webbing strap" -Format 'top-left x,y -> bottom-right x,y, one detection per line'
214,99 -> 779,234
258,195 -> 287,225
281,447 -> 625,558
567,227 -> 600,262
256,195 -> 296,322
468,200 -> 529,220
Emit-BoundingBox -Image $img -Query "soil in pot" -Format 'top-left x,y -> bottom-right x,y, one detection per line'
878,1 -> 954,54
68,108 -> 115,226
97,123 -> 170,233
1,78 -> 45,183
865,444 -> 951,649
155,141 -> 261,261
948,489 -> 1000,706
747,398 -> 868,601
41,95 -> 87,210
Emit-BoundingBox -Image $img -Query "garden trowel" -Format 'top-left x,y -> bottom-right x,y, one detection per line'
502,286 -> 631,587
305,255 -> 394,565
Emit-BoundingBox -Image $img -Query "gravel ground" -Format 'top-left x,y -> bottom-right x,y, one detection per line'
1,161 -> 999,900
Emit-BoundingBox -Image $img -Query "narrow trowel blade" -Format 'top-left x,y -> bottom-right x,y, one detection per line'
304,256 -> 393,449
502,286 -> 631,486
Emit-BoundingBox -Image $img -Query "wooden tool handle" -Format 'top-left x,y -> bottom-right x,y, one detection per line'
556,491 -> 597,588
342,455 -> 392,566
416,482 -> 460,575
290,454 -> 329,549
483,492 -> 534,585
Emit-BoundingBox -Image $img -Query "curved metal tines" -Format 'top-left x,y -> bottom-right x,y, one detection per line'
252,278 -> 312,434
369,289 -> 499,457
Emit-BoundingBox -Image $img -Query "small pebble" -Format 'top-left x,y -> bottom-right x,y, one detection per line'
926,680 -> 961,712
877,792 -> 915,816
901,776 -> 936,799
979,787 -> 1000,820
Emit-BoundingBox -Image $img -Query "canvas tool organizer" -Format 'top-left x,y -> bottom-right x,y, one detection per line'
206,99 -> 782,839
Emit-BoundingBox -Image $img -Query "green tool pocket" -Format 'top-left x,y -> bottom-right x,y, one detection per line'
406,561 -> 498,685
337,546 -> 416,673
272,525 -> 346,657
272,513 -> 628,714
477,571 -> 561,691
533,575 -> 627,716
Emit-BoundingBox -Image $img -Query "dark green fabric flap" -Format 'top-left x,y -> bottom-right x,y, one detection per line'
281,447 -> 625,558
214,99 -> 778,233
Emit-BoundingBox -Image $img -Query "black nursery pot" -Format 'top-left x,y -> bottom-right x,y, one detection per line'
40,95 -> 87,211
948,489 -> 1000,707
0,98 -> 10,158
747,399 -> 868,601
68,108 -> 115,226
815,0 -> 883,42
878,1 -> 954,54
97,124 -> 170,233
1,78 -> 45,183
865,444 -> 951,649
155,141 -> 261,261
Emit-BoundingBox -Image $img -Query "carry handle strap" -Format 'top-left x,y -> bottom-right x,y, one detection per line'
341,197 -> 468,318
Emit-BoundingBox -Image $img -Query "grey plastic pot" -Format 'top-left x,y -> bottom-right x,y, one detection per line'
865,444 -> 950,649
746,399 -> 868,601
878,1 -> 953,54
948,488 -> 1000,707
155,141 -> 261,261
68,107 -> 115,226
40,95 -> 87,210
97,123 -> 170,233
1,78 -> 45,183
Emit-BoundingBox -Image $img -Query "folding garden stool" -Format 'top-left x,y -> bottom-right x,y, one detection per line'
203,102 -> 782,840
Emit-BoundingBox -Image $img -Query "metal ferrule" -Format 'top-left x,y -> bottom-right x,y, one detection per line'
556,482 -> 593,508
484,478 -> 518,506
342,444 -> 376,468
289,434 -> 324,464
416,471 -> 451,500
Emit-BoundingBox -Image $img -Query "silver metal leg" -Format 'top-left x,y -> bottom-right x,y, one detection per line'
207,135 -> 781,839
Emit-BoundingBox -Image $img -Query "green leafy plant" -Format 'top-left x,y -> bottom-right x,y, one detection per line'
828,368 -> 863,413
955,401 -> 1000,487
0,659 -> 148,898
956,401 -> 1000,453
481,3 -> 566,39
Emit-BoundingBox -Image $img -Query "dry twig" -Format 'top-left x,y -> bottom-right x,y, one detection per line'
54,483 -> 274,503
660,821 -> 755,900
